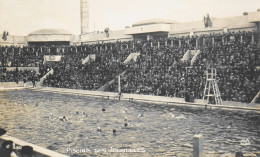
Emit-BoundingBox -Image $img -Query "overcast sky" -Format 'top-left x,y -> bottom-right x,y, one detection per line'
0,0 -> 259,35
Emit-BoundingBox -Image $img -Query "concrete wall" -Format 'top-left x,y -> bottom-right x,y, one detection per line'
71,35 -> 81,45
80,12 -> 259,41
0,82 -> 24,87
0,35 -> 27,46
1,11 -> 259,45
125,24 -> 171,35
27,34 -> 72,42
168,16 -> 257,37
170,15 -> 256,34
3,67 -> 39,74
248,11 -> 260,23
81,30 -> 132,44
35,87 -> 260,111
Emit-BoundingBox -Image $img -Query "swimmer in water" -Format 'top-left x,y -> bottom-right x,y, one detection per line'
83,112 -> 88,117
175,115 -> 186,120
124,122 -> 128,128
138,112 -> 144,117
97,127 -> 101,132
74,110 -> 80,115
43,113 -> 53,119
102,108 -> 106,112
49,113 -> 53,119
59,116 -> 68,121
113,129 -> 117,135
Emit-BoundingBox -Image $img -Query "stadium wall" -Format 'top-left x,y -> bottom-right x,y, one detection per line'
170,15 -> 257,37
80,11 -> 259,43
0,35 -> 27,46
3,67 -> 39,73
0,10 -> 259,46
27,34 -> 72,42
81,30 -> 133,44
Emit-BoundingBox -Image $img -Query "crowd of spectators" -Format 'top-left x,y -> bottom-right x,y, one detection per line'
0,31 -> 259,103
110,42 -> 190,97
0,46 -> 48,67
110,31 -> 259,103
0,68 -> 38,84
193,37 -> 260,102
42,41 -> 134,90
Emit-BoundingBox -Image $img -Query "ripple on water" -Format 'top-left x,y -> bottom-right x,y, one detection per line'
0,89 -> 259,156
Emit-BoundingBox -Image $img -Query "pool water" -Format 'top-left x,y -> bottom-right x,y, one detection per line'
0,89 -> 259,157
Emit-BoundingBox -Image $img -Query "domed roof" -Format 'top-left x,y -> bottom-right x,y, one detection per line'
29,28 -> 72,35
132,18 -> 178,27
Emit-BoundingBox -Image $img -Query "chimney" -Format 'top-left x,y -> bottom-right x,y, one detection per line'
80,0 -> 89,35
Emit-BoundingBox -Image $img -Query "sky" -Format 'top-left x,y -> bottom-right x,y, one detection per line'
0,0 -> 259,36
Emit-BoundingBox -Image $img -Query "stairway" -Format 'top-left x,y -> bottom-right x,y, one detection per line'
82,54 -> 96,64
123,52 -> 140,64
190,50 -> 200,65
181,50 -> 200,65
36,69 -> 54,87
96,52 -> 140,91
97,70 -> 128,91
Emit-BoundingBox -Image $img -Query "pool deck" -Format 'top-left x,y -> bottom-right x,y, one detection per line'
0,86 -> 27,91
27,86 -> 260,112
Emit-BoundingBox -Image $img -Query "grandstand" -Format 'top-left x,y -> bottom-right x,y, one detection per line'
1,30 -> 259,104
1,0 -> 260,156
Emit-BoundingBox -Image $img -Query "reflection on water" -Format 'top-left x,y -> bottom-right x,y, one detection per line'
0,89 -> 259,157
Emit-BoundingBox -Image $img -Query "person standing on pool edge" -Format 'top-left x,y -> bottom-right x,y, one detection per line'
118,92 -> 121,101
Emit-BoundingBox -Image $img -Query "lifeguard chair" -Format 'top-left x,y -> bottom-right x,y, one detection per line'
202,68 -> 223,105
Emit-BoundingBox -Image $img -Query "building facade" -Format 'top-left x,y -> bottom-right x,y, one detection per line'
0,10 -> 259,46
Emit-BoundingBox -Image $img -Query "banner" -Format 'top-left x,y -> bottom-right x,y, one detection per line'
43,55 -> 63,64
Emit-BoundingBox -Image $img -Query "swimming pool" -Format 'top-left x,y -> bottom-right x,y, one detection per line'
0,89 -> 259,156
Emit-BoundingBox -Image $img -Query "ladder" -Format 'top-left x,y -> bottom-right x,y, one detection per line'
202,68 -> 223,105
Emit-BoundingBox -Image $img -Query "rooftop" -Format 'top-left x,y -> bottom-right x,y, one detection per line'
132,18 -> 178,27
29,28 -> 72,35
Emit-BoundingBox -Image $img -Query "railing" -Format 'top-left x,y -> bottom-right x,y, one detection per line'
96,70 -> 127,91
36,69 -> 54,87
